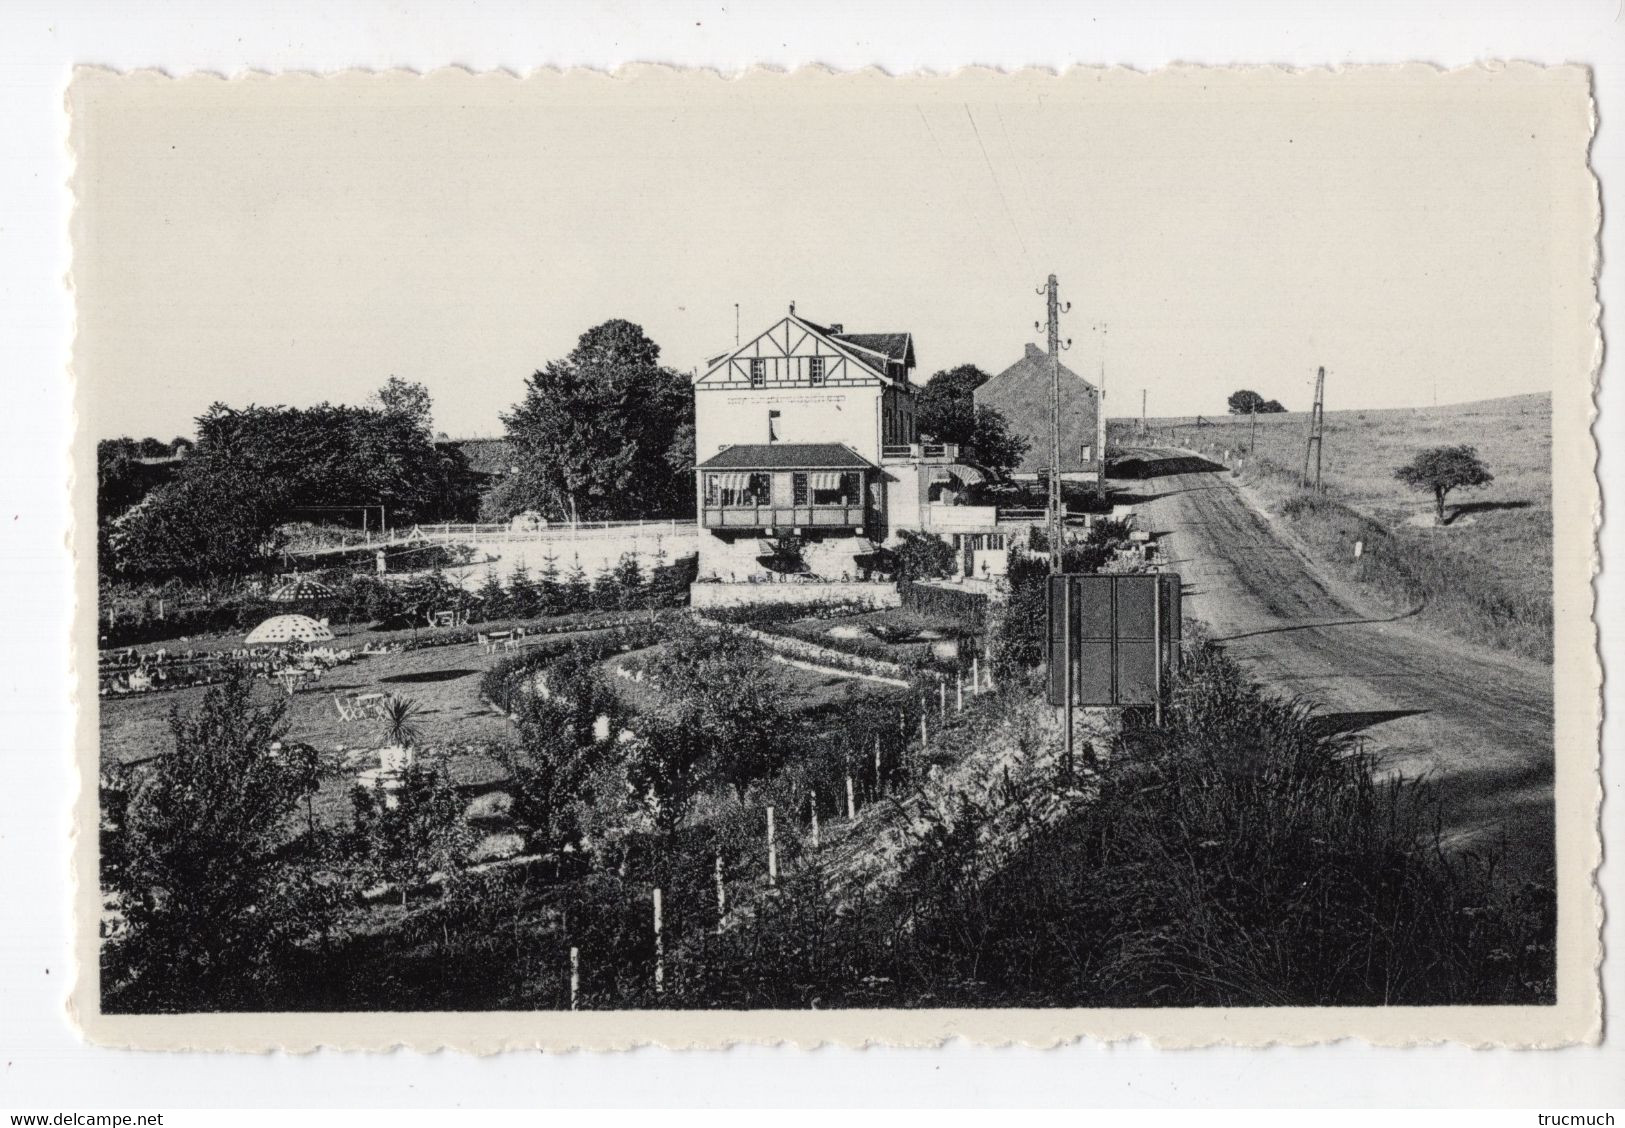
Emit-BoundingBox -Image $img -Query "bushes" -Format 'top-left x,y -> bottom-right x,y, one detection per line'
655,642 -> 1554,1009
894,529 -> 957,580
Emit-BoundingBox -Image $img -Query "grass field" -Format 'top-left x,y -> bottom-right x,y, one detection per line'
1113,393 -> 1553,659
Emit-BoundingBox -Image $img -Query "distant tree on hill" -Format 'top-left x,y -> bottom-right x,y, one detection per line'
1394,444 -> 1494,523
1227,390 -> 1266,415
1259,399 -> 1287,414
500,320 -> 693,523
917,364 -> 992,446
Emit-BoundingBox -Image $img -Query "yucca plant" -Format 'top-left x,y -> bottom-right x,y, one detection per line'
376,694 -> 425,750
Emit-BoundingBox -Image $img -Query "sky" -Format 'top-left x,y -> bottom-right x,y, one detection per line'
71,66 -> 1594,441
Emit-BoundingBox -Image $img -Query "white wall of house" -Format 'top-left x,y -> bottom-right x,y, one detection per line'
694,385 -> 886,464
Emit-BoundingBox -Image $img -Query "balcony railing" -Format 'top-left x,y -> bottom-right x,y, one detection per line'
881,442 -> 960,463
701,504 -> 867,530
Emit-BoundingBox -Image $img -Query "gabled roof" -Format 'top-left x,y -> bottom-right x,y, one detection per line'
697,312 -> 915,390
832,332 -> 914,368
975,344 -> 1099,475
696,443 -> 877,471
977,342 -> 1097,397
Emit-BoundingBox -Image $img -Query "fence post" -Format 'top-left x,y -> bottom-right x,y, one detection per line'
714,851 -> 726,929
874,735 -> 883,794
939,679 -> 946,720
766,806 -> 778,887
652,888 -> 665,994
957,674 -> 964,713
569,946 -> 580,1011
846,771 -> 856,820
810,790 -> 820,849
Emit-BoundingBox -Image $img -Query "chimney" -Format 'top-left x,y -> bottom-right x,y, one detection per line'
829,323 -> 843,333
1025,342 -> 1044,359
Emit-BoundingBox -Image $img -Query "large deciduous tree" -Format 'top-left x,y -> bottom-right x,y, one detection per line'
968,405 -> 1031,476
370,375 -> 434,433
106,391 -> 471,579
499,320 -> 694,523
916,364 -> 992,446
1394,444 -> 1495,523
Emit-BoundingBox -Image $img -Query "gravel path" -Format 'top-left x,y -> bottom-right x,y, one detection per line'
1122,448 -> 1555,882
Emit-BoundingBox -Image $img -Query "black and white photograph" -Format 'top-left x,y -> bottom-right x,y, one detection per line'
67,62 -> 1598,1049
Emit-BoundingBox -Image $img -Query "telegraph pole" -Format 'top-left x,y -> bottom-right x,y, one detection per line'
1301,366 -> 1326,491
1038,275 -> 1069,574
1095,323 -> 1108,501
1141,388 -> 1147,436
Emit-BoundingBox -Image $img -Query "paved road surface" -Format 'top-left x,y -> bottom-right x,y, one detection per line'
1120,449 -> 1554,881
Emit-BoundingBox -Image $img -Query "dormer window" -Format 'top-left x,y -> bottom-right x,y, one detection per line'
749,358 -> 766,386
808,356 -> 825,386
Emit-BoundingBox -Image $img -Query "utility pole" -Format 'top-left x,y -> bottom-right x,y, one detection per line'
734,303 -> 740,347
1095,323 -> 1108,501
1141,388 -> 1147,436
1037,275 -> 1070,575
1301,365 -> 1326,491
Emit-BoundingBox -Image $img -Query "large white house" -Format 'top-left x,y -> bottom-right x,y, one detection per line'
691,307 -> 996,584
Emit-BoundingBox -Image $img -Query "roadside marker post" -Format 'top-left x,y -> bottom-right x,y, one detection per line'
714,851 -> 726,928
766,807 -> 778,887
939,680 -> 947,720
846,772 -> 856,820
652,888 -> 665,994
809,791 -> 820,849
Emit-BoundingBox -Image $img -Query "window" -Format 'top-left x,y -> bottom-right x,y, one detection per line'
768,409 -> 782,443
810,471 -> 860,506
706,472 -> 770,507
808,356 -> 825,385
792,472 -> 809,505
749,358 -> 766,386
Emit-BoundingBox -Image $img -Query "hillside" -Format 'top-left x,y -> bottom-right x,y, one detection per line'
1114,393 -> 1552,601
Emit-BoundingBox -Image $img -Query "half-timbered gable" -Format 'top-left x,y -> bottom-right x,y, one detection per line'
694,315 -> 901,392
693,311 -> 916,467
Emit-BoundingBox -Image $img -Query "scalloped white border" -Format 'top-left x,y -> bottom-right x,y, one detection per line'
64,60 -> 1603,1053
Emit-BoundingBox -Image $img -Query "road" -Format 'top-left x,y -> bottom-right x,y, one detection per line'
1119,449 -> 1555,881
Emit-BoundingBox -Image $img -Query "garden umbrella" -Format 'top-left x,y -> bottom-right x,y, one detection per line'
245,614 -> 335,645
268,576 -> 337,603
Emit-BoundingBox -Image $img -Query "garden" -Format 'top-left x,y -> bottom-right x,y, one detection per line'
97,515 -> 1554,1014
